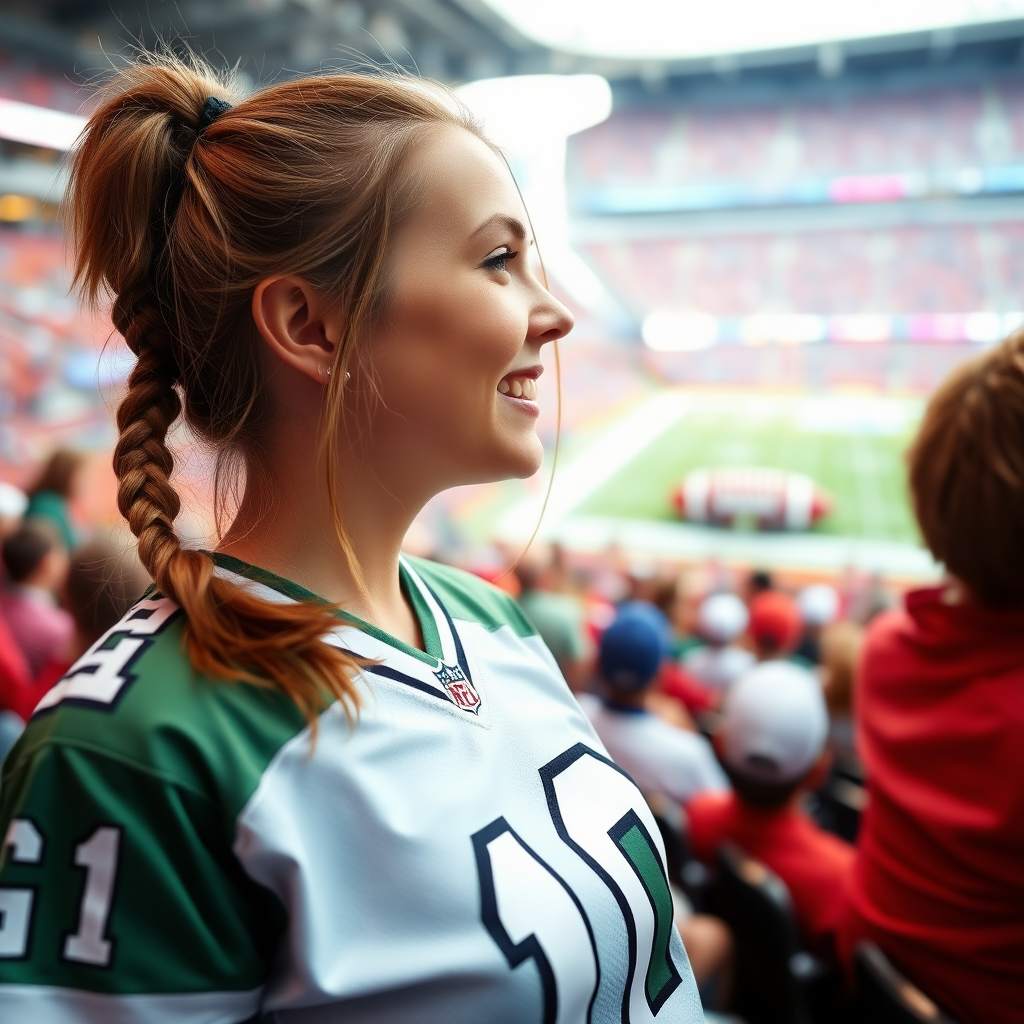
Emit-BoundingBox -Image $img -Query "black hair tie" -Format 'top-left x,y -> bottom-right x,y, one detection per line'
198,96 -> 232,132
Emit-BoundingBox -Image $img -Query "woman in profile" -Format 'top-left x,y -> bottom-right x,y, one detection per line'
0,55 -> 704,1024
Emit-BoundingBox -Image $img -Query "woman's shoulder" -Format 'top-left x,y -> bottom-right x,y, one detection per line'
6,592 -> 308,813
405,556 -> 537,640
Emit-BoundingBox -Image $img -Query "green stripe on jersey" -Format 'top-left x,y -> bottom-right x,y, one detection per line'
405,557 -> 537,639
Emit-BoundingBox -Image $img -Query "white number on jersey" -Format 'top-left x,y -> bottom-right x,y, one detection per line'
474,744 -> 683,1024
0,821 -> 122,966
541,745 -> 682,1020
64,826 -> 121,966
0,819 -> 44,958
35,597 -> 178,713
473,818 -> 599,1024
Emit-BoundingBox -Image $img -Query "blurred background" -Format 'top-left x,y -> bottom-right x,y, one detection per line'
2,0 -> 1024,596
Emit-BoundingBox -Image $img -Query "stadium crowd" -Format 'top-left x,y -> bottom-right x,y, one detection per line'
1,331 -> 1022,1024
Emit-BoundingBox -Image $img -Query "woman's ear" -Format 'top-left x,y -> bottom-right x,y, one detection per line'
252,276 -> 342,383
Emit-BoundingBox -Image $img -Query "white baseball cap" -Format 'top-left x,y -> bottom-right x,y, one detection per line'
0,482 -> 27,519
697,592 -> 749,645
798,584 -> 840,628
720,661 -> 829,784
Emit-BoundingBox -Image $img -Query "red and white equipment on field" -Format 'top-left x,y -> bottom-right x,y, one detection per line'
672,467 -> 833,530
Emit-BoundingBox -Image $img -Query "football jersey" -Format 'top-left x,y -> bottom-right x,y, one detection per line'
0,553 -> 703,1024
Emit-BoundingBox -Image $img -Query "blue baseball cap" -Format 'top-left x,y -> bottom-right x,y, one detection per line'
599,612 -> 665,694
614,600 -> 672,659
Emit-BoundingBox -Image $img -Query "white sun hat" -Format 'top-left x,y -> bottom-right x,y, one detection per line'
797,583 -> 840,628
697,592 -> 749,645
721,660 -> 829,784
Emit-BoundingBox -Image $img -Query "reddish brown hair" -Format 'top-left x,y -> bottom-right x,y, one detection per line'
66,52 -> 482,718
908,328 -> 1024,608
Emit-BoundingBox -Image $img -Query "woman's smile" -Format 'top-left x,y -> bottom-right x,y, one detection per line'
497,365 -> 542,416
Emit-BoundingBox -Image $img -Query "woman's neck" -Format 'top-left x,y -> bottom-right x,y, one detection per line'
216,441 -> 427,649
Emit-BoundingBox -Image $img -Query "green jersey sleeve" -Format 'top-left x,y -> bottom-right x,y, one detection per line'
0,736 -> 284,1019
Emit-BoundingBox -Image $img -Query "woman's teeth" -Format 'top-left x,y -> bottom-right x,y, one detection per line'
498,377 -> 538,400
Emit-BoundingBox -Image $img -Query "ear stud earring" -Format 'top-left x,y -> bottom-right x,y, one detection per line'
318,365 -> 351,384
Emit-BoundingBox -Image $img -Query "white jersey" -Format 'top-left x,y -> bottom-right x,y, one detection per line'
0,554 -> 703,1024
578,694 -> 730,806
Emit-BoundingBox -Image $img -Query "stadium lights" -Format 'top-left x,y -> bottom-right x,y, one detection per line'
640,311 -> 1023,350
642,311 -> 719,351
456,75 -> 627,326
480,0 -> 1024,60
0,98 -> 86,151
741,314 -> 826,346
829,315 -> 892,344
457,74 -> 612,148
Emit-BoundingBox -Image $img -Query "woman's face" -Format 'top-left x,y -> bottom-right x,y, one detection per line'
360,126 -> 573,498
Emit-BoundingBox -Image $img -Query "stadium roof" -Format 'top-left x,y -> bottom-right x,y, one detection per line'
481,0 -> 1024,60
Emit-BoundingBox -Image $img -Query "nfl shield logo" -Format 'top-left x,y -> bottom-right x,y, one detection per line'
434,662 -> 481,714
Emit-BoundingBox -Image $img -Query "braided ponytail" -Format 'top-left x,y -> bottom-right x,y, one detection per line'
65,52 -> 477,720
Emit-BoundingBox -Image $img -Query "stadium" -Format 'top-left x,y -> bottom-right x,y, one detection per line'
0,3 -> 1022,1024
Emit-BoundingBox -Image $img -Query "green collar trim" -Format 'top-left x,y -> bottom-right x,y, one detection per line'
208,551 -> 443,665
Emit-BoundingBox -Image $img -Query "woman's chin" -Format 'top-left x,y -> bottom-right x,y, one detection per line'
505,443 -> 545,481
473,436 -> 545,484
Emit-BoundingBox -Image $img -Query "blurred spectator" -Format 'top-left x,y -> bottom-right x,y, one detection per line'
818,621 -> 863,766
0,522 -> 72,678
665,567 -> 705,658
25,449 -> 85,551
0,482 -> 28,542
514,547 -> 593,692
683,593 -> 755,692
848,571 -> 896,625
613,600 -> 697,728
0,616 -> 30,764
686,661 -> 854,960
578,609 -> 728,803
748,590 -> 803,662
795,583 -> 840,665
839,330 -> 1024,1024
27,540 -> 150,716
744,568 -> 773,601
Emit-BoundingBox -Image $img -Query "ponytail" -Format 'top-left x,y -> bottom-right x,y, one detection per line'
65,53 -> 474,719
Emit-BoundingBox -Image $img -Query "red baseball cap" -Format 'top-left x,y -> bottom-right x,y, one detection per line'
749,591 -> 802,652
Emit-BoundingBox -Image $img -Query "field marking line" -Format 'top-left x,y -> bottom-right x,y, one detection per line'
494,390 -> 691,541
549,514 -> 940,579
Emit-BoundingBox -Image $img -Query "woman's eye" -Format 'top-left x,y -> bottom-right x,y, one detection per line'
482,247 -> 518,273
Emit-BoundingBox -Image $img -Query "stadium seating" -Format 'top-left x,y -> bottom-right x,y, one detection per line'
583,222 -> 1024,318
0,228 -> 115,481
0,56 -> 89,114
570,81 -> 1024,192
854,942 -> 962,1024
714,842 -> 840,1024
810,775 -> 867,844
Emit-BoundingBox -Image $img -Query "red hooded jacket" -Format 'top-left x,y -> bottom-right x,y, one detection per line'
839,587 -> 1024,1024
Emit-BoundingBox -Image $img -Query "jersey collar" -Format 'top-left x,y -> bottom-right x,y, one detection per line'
208,552 -> 481,715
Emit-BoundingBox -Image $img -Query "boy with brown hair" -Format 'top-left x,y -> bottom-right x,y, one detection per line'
839,329 -> 1024,1024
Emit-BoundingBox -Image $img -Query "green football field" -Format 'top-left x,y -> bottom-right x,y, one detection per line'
571,393 -> 923,544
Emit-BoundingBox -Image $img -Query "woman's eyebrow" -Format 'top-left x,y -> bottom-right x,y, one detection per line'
470,213 -> 528,241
